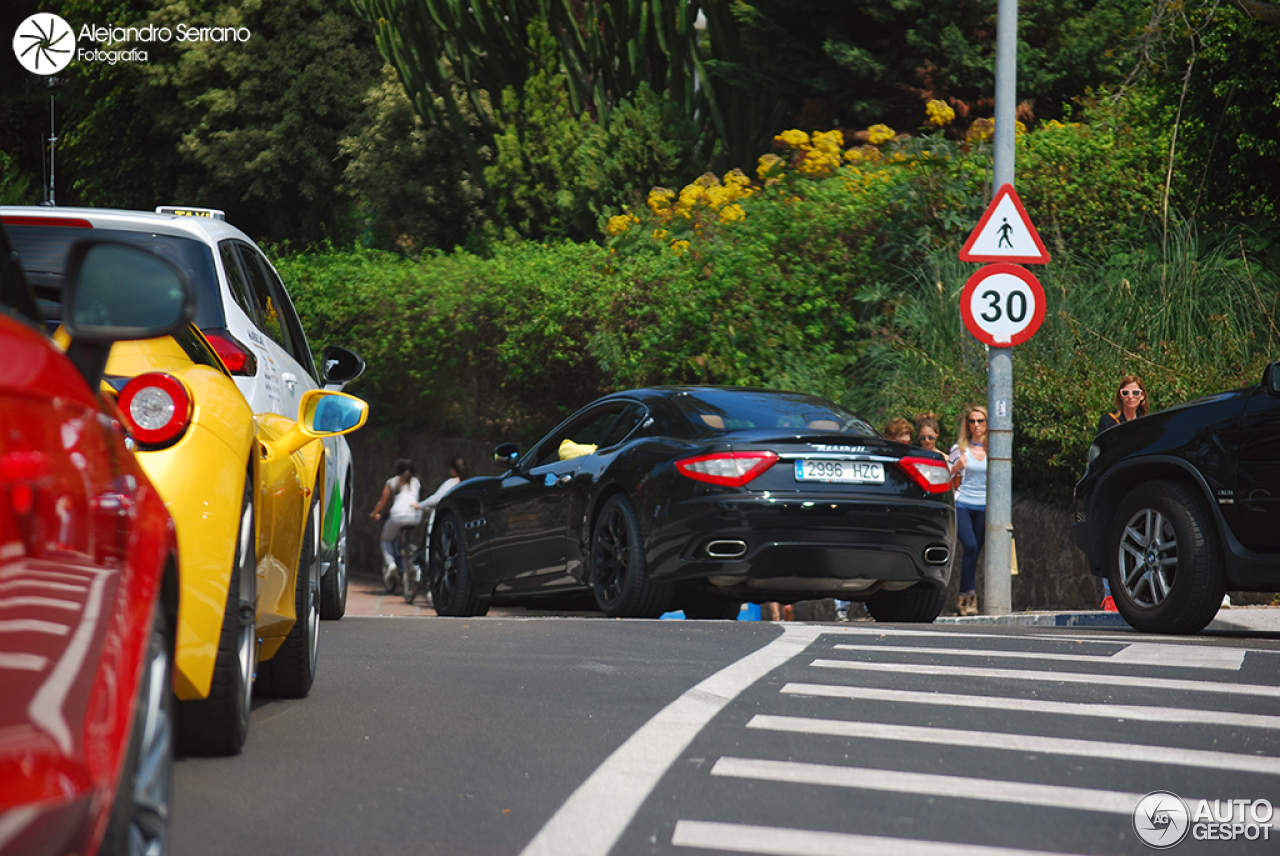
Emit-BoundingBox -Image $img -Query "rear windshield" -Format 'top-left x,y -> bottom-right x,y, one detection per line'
672,389 -> 877,436
6,225 -> 224,329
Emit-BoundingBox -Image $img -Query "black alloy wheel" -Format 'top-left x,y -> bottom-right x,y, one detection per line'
1108,479 -> 1225,634
430,513 -> 486,616
590,495 -> 669,618
177,475 -> 255,755
100,594 -> 175,856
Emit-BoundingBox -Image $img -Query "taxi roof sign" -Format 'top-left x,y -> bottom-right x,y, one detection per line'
156,206 -> 225,220
959,184 -> 1050,264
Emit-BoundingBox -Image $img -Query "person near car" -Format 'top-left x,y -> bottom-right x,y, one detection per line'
371,458 -> 423,591
884,417 -> 914,444
949,405 -> 988,616
1097,375 -> 1148,435
416,457 -> 467,520
915,412 -> 942,453
1095,375 -> 1149,612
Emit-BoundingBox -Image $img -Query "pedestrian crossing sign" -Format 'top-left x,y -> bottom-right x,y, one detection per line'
959,184 -> 1051,264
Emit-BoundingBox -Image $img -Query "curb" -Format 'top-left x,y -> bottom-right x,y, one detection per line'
934,611 -> 1131,628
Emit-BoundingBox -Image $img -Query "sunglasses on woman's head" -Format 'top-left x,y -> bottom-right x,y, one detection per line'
1120,390 -> 1143,397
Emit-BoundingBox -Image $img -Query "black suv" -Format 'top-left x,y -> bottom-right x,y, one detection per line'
1073,361 -> 1280,634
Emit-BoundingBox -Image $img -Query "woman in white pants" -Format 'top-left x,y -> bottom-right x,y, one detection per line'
370,458 -> 422,591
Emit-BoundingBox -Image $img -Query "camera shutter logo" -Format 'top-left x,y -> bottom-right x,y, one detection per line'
1134,791 -> 1191,848
13,14 -> 75,74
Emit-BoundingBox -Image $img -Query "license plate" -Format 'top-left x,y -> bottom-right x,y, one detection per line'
794,460 -> 885,484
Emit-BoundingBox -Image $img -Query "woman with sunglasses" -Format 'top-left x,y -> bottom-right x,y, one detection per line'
915,412 -> 942,453
1098,375 -> 1148,435
948,405 -> 988,616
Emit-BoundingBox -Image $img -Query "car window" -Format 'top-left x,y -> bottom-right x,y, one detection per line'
218,240 -> 260,327
671,389 -> 876,436
6,224 -> 224,329
234,241 -> 293,355
532,404 -> 629,468
259,256 -> 316,381
599,403 -> 648,448
173,326 -> 230,375
0,228 -> 43,325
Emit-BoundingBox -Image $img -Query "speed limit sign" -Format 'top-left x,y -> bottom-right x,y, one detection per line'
959,262 -> 1046,347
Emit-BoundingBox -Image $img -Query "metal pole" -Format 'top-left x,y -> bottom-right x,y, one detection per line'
983,0 -> 1018,615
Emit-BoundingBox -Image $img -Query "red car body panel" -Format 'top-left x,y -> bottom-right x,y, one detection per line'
0,314 -> 176,856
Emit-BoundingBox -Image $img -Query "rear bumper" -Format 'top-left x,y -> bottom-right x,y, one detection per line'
648,494 -> 955,597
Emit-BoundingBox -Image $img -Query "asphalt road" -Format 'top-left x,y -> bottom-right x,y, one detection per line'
171,617 -> 1280,856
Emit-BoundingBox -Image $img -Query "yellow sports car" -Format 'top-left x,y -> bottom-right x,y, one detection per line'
101,329 -> 367,755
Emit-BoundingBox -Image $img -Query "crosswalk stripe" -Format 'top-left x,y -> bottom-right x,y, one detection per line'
709,757 -> 1280,830
672,820 -> 1085,856
780,682 -> 1280,729
746,715 -> 1280,775
810,658 -> 1280,699
830,642 -> 1246,670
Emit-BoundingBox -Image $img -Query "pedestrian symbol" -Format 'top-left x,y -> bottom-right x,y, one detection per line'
959,184 -> 1050,264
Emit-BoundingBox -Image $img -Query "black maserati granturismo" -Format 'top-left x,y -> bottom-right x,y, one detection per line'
429,387 -> 956,620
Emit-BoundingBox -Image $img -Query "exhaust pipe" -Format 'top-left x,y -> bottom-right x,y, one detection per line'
706,540 -> 748,559
923,546 -> 950,565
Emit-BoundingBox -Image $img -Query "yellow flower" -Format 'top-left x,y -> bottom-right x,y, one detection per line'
867,124 -> 896,145
756,153 -> 783,180
925,99 -> 955,127
1015,120 -> 1028,137
811,129 -> 844,156
606,213 -> 640,236
652,228 -> 669,241
723,168 -> 751,190
719,204 -> 746,223
671,240 -> 691,256
797,149 -> 841,178
648,187 -> 676,215
705,185 -> 736,209
693,171 -> 720,188
965,118 -> 994,142
775,129 -> 810,149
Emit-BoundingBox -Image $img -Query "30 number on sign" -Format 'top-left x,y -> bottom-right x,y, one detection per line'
959,262 -> 1046,347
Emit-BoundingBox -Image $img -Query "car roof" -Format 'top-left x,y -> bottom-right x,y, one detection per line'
0,205 -> 257,247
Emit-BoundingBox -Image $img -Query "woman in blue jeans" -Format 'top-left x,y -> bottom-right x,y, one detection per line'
948,405 -> 988,616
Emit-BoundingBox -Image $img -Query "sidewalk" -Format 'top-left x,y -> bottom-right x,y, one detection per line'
342,577 -> 1280,633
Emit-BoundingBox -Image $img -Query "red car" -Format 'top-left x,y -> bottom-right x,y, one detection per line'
0,227 -> 194,856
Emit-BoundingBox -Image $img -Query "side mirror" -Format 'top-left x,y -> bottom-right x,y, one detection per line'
494,442 -> 520,468
61,239 -> 195,387
260,390 -> 369,462
1267,361 -> 1280,395
322,345 -> 366,390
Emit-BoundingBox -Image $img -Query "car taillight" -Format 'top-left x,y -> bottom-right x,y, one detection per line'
203,330 -> 258,376
897,457 -> 953,494
676,451 -> 779,487
118,372 -> 192,448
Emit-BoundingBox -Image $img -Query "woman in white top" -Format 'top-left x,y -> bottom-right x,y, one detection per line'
417,457 -> 467,521
948,405 -> 988,616
370,458 -> 422,591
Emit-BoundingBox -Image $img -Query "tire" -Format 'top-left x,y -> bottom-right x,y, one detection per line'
258,486 -> 321,698
682,598 -> 742,620
1108,479 -> 1225,634
865,584 -> 946,623
430,513 -> 487,616
591,495 -> 669,618
101,593 -> 175,856
320,475 -> 351,620
177,477 -> 255,756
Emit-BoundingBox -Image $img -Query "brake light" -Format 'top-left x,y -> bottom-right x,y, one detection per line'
676,451 -> 779,487
897,457 -> 953,494
0,215 -> 92,228
118,373 -> 192,447
203,330 -> 258,376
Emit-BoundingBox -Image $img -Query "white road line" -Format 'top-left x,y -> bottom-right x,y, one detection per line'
747,715 -> 1280,775
709,757 -> 1280,830
820,624 -> 1275,654
672,820 -> 1085,856
831,642 -> 1245,670
810,658 -> 1280,699
519,624 -> 823,856
781,682 -> 1280,730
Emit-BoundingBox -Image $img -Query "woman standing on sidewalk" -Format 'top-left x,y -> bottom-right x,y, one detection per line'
949,406 -> 988,616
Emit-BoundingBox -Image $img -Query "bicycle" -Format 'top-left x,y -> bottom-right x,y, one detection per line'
400,510 -> 435,605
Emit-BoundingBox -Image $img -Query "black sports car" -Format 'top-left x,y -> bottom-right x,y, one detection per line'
429,387 -> 956,620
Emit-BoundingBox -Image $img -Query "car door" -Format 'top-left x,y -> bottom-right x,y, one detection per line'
233,241 -> 304,419
218,239 -> 283,415
1235,373 -> 1280,551
486,404 -> 634,590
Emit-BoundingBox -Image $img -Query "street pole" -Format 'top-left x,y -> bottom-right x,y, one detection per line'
983,0 -> 1018,615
